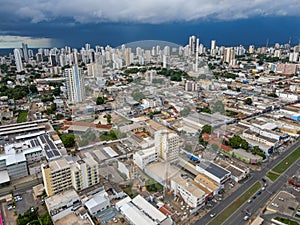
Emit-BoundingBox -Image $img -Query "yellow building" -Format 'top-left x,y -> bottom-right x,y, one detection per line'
41,158 -> 72,196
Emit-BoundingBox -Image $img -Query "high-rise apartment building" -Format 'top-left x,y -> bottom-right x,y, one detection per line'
223,47 -> 235,65
42,155 -> 100,196
211,40 -> 216,56
22,43 -> 29,62
155,130 -> 179,161
64,65 -> 86,103
71,155 -> 99,192
14,49 -> 24,72
249,45 -> 255,54
189,35 -> 196,55
41,158 -> 72,196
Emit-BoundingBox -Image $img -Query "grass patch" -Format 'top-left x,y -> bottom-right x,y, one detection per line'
17,111 -> 28,123
272,147 -> 300,174
100,134 -> 117,141
266,172 -> 280,182
145,178 -> 163,192
208,182 -> 261,225
123,185 -> 138,199
274,217 -> 299,225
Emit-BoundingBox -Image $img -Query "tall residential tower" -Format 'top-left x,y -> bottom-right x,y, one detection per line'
64,65 -> 86,103
14,48 -> 24,72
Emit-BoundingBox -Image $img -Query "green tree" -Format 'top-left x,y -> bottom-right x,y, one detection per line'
201,125 -> 212,134
104,113 -> 112,124
29,84 -> 37,94
96,96 -> 105,105
60,134 -> 75,148
228,135 -> 243,149
244,98 -> 253,105
50,103 -> 57,112
52,87 -> 61,96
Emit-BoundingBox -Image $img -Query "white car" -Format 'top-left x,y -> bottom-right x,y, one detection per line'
210,213 -> 216,218
243,216 -> 249,221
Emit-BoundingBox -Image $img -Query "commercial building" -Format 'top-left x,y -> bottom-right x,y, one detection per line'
183,112 -> 234,133
232,148 -> 263,164
0,139 -> 43,182
84,189 -> 110,216
45,189 -> 80,222
171,176 -> 208,208
116,195 -> 173,225
133,147 -> 157,169
196,160 -> 231,185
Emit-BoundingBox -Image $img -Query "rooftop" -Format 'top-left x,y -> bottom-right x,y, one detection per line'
196,161 -> 230,179
38,134 -> 61,160
45,189 -> 79,211
194,174 -> 219,191
0,170 -> 10,184
47,158 -> 70,172
172,176 -> 207,197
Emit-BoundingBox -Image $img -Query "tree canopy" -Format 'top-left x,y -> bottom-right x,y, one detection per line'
60,134 -> 76,148
96,96 -> 105,105
201,125 -> 212,134
244,98 -> 253,105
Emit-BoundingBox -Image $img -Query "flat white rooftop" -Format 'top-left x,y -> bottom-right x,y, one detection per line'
103,147 -> 118,158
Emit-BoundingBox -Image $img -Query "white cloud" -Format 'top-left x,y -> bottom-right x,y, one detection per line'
0,35 -> 53,48
1,0 -> 300,24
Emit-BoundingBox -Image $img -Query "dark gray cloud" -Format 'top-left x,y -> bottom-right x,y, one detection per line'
1,0 -> 300,24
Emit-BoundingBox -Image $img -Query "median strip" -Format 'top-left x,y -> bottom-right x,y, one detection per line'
268,146 -> 300,182
208,181 -> 261,225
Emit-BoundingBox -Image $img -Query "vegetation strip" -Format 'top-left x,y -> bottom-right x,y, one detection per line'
266,172 -> 280,182
272,147 -> 300,174
208,182 -> 261,225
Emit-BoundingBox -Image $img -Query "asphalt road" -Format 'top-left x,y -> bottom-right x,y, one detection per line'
223,152 -> 300,225
193,139 -> 300,225
0,178 -> 41,196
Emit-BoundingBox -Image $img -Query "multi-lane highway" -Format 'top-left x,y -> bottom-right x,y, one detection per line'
223,150 -> 300,225
194,139 -> 300,225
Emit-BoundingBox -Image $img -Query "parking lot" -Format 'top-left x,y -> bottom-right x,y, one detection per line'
1,189 -> 46,224
266,191 -> 299,216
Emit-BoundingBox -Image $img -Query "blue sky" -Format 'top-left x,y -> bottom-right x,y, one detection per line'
0,0 -> 300,48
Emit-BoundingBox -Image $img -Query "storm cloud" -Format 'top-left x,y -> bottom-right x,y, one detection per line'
1,0 -> 300,24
